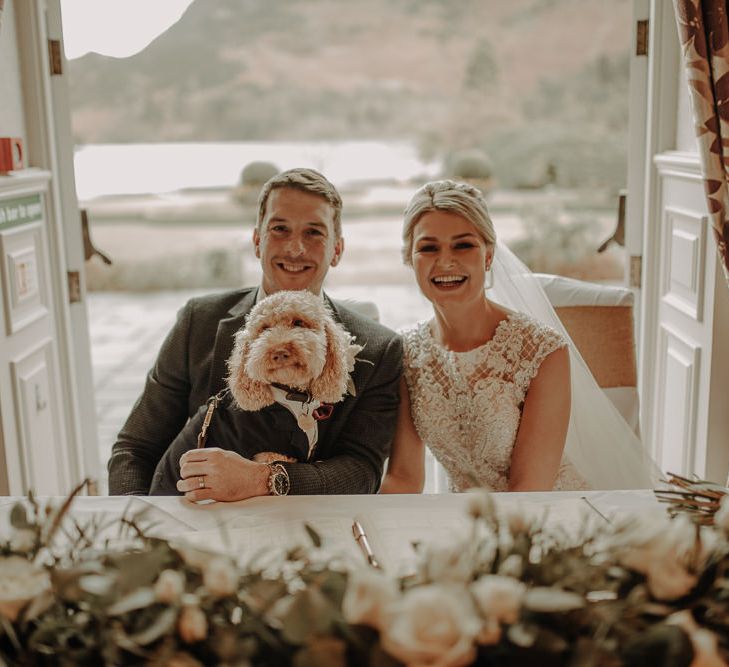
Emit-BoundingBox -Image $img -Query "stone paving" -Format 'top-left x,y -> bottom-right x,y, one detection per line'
88,284 -> 433,492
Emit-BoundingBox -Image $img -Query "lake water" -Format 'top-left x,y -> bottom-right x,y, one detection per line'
73,140 -> 440,200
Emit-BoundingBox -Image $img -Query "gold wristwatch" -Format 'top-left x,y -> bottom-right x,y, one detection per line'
267,463 -> 290,496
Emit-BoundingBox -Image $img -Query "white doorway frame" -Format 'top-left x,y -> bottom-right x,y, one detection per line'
637,0 -> 680,461
14,0 -> 99,488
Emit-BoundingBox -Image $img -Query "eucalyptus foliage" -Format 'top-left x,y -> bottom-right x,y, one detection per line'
1,486 -> 728,666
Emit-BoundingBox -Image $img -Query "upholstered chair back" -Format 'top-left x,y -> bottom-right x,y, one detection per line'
536,274 -> 639,435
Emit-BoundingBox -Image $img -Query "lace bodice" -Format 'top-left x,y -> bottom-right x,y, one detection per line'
401,313 -> 589,492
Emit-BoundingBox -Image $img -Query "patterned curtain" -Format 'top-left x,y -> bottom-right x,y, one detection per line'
673,0 -> 729,287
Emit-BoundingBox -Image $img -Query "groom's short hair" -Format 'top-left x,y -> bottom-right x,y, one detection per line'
256,168 -> 343,239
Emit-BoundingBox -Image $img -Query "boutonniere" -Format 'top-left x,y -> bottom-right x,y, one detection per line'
345,340 -> 367,397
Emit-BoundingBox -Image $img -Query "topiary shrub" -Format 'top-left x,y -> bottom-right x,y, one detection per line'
444,149 -> 494,191
233,161 -> 280,205
239,161 -> 279,187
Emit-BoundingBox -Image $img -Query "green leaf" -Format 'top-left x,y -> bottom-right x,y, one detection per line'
304,523 -> 322,548
128,606 -> 177,646
507,622 -> 538,648
78,574 -> 116,597
318,570 -> 348,608
523,587 -> 585,613
106,587 -> 156,616
621,624 -> 693,667
241,578 -> 288,615
0,616 -> 20,653
281,588 -> 337,645
9,503 -> 31,530
21,589 -> 55,623
52,563 -> 105,602
108,547 -> 174,596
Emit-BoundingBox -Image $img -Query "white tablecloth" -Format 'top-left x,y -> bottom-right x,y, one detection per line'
0,489 -> 660,535
0,490 -> 661,573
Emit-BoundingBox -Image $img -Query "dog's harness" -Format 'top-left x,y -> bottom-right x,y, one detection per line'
195,386 -> 333,461
270,384 -> 333,460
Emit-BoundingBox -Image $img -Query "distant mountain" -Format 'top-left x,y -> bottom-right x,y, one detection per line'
67,0 -> 632,188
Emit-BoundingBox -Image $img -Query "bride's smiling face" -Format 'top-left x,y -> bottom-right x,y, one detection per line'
411,211 -> 493,306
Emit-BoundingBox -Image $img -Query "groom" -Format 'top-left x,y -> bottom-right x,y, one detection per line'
107,168 -> 402,500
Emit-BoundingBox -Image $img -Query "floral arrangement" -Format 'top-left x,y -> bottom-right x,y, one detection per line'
1,485 -> 729,667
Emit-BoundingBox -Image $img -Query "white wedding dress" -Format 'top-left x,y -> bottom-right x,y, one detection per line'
400,242 -> 661,492
402,314 -> 589,492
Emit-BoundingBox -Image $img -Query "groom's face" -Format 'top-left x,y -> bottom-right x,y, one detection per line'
253,187 -> 344,295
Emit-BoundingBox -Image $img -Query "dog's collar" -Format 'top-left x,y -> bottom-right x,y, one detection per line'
271,382 -> 310,403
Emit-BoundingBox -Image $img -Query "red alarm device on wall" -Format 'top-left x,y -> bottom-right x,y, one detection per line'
0,137 -> 24,173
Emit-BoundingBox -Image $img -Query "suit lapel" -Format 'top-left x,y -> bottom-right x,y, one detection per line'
323,292 -> 345,324
207,288 -> 258,396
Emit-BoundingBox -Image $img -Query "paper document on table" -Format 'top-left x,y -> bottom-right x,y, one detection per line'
494,496 -> 618,543
355,508 -> 472,575
175,514 -> 364,569
172,496 -> 626,574
174,506 -> 473,573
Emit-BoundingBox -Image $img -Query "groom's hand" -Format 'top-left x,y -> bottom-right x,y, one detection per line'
177,447 -> 270,502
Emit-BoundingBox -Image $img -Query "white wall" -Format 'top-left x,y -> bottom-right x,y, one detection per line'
0,0 -> 27,143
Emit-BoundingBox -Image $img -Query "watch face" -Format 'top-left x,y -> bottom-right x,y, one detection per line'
270,466 -> 290,496
273,474 -> 286,495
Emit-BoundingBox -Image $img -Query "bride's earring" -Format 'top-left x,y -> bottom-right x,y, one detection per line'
484,260 -> 494,290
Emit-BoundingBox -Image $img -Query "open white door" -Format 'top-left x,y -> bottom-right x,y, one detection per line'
0,0 -> 98,494
638,0 -> 729,483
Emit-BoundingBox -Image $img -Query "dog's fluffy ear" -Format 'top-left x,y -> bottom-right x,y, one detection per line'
227,329 -> 274,411
310,316 -> 353,403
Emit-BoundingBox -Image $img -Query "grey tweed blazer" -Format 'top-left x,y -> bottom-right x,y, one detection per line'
107,287 -> 403,496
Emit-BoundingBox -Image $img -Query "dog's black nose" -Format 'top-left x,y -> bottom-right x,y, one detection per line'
271,348 -> 291,363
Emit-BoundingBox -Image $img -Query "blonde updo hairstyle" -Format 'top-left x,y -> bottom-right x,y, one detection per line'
402,179 -> 496,265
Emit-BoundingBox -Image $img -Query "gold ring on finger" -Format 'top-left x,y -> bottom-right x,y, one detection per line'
198,475 -> 205,489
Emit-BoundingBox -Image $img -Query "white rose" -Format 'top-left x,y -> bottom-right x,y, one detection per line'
500,505 -> 531,535
9,528 -> 36,554
615,515 -> 718,601
176,544 -> 213,571
202,556 -> 238,598
380,584 -> 480,667
419,537 -> 474,584
465,488 -> 496,520
178,602 -> 208,644
645,560 -> 698,602
497,554 -> 524,579
342,567 -> 397,630
346,342 -> 363,374
0,556 -> 50,622
154,569 -> 185,604
476,616 -> 501,646
713,495 -> 729,534
470,575 -> 525,625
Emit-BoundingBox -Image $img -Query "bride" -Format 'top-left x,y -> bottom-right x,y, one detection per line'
381,180 -> 660,493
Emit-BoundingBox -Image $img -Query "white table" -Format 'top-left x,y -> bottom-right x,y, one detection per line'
0,490 -> 660,573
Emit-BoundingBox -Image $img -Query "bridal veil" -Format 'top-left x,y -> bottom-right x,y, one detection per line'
489,242 -> 662,490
